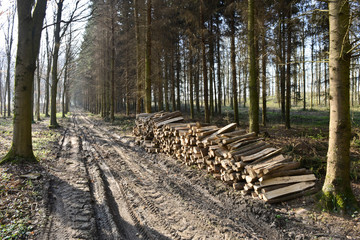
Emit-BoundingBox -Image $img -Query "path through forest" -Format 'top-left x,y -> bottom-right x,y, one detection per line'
40,111 -> 342,240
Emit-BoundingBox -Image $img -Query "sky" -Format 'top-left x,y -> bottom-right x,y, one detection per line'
0,0 -> 91,69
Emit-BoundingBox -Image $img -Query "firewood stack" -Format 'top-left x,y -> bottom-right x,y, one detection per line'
134,111 -> 317,203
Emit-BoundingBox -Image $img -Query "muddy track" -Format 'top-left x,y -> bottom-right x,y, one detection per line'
41,111 -> 327,240
42,126 -> 97,240
75,113 -> 284,240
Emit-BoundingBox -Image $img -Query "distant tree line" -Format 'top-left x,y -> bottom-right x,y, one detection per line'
73,0 -> 360,127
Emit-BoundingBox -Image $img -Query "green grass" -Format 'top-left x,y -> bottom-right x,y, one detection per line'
32,129 -> 61,161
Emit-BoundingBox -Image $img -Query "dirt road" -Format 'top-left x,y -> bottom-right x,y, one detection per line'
41,112 -> 329,240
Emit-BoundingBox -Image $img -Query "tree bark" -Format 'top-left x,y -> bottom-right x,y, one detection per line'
171,51 -> 176,111
164,54 -> 169,111
261,29 -> 267,127
200,0 -> 209,123
248,0 -> 259,134
134,0 -> 142,114
36,59 -> 41,121
1,0 -> 47,164
217,19 -> 222,114
321,0 -> 358,214
110,0 -> 116,121
209,18 -> 214,117
6,54 -> 11,118
4,6 -> 15,118
302,21 -> 306,110
189,43 -> 194,119
230,6 -> 239,125
280,19 -> 286,122
144,0 -> 152,113
311,39 -> 314,109
50,0 -> 64,128
176,42 -> 181,111
285,4 -> 292,129
45,27 -> 52,117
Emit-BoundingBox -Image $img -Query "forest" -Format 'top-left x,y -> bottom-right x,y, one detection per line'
0,0 -> 360,239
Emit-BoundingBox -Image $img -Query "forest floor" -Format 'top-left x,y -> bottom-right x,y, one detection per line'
0,109 -> 360,239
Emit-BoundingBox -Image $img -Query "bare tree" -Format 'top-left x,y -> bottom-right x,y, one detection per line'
248,0 -> 259,134
50,0 -> 85,128
1,0 -> 47,164
144,0 -> 152,113
4,3 -> 16,118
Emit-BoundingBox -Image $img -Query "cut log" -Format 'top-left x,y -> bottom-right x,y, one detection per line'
249,148 -> 283,165
265,187 -> 318,204
153,111 -> 182,123
229,141 -> 267,158
155,116 -> 184,128
228,137 -> 260,150
261,161 -> 302,175
219,129 -> 247,138
221,132 -> 257,145
259,168 -> 310,182
241,148 -> 277,162
202,123 -> 237,143
260,174 -> 316,187
262,181 -> 316,201
196,125 -> 218,132
248,154 -> 287,171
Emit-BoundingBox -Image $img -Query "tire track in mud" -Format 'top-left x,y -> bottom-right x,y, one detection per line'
42,125 -> 97,240
77,116 -> 175,240
76,113 -> 284,240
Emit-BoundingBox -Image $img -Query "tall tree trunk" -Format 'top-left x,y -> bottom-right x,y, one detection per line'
311,40 -> 314,109
36,59 -> 41,121
318,53 -> 321,105
302,22 -> 306,110
6,54 -> 11,117
189,43 -> 194,119
280,20 -> 286,122
45,27 -> 51,117
158,54 -> 163,111
243,64 -> 247,107
230,7 -> 239,125
217,20 -> 222,114
1,0 -> 47,164
262,30 -> 267,127
144,0 -> 152,113
164,55 -> 169,111
324,60 -> 328,106
110,0 -> 116,121
134,0 -> 142,114
176,42 -> 181,111
275,62 -> 280,108
5,7 -> 15,118
125,47 -> 130,116
171,52 -> 176,111
200,0 -> 209,123
195,58 -> 200,113
321,0 -> 358,213
50,0 -> 63,128
209,18 -> 214,117
285,4 -> 292,129
248,0 -> 259,134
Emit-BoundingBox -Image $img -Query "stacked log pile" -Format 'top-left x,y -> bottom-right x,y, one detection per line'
133,111 -> 317,203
